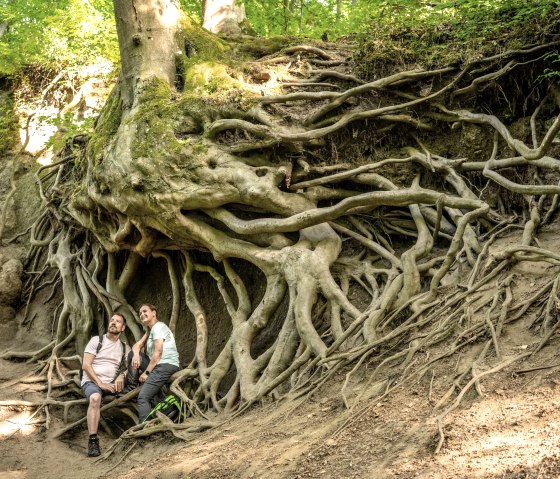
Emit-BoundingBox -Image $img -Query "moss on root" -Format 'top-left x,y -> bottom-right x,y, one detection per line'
177,15 -> 229,63
0,92 -> 18,157
128,79 -> 183,166
86,83 -> 123,165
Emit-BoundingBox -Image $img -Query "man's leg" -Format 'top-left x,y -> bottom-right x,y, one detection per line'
87,393 -> 102,434
82,382 -> 103,457
137,363 -> 180,422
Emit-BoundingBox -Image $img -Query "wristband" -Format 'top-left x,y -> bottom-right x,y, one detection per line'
145,370 -> 151,376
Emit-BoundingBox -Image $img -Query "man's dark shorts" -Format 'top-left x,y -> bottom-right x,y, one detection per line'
82,381 -> 105,402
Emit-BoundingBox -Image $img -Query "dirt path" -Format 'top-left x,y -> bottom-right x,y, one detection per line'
2,349 -> 560,479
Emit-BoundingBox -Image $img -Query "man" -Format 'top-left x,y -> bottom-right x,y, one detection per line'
128,303 -> 180,422
81,312 -> 129,457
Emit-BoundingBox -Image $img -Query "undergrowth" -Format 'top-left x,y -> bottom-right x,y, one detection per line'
355,0 -> 560,78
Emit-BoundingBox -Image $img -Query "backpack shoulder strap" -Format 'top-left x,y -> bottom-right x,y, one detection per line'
116,340 -> 127,375
95,335 -> 104,354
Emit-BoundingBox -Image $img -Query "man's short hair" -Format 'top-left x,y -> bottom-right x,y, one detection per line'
112,312 -> 126,324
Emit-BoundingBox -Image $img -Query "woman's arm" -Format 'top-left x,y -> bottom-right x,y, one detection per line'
131,332 -> 149,368
139,339 -> 163,383
132,332 -> 148,354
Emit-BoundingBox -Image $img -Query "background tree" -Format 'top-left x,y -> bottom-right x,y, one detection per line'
0,0 -> 118,75
202,0 -> 250,34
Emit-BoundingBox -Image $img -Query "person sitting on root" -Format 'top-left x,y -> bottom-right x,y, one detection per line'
81,312 -> 130,457
126,303 -> 180,422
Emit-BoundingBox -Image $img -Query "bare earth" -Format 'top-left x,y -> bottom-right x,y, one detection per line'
1,348 -> 560,478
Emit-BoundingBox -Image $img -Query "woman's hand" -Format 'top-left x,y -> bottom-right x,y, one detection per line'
132,352 -> 141,369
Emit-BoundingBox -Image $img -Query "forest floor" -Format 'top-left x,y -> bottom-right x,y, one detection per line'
2,231 -> 560,479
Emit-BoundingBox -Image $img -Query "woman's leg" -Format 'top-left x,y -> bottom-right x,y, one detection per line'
137,363 -> 180,421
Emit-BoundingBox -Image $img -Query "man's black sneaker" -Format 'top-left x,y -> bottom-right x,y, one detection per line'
88,437 -> 101,457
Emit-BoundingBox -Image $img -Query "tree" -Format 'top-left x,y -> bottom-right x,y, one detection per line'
0,0 -> 118,75
202,0 -> 249,34
3,0 -> 560,447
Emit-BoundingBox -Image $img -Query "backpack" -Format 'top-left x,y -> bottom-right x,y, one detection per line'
145,394 -> 183,422
79,335 -> 127,382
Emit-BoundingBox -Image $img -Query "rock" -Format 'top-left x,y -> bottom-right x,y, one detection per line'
0,257 -> 23,305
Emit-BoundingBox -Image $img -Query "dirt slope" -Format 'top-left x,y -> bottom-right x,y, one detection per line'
2,359 -> 560,479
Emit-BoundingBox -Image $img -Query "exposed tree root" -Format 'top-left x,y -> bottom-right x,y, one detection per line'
4,10 -> 560,452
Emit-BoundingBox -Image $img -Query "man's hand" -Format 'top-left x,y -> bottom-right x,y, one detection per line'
114,374 -> 125,392
99,382 -> 116,393
139,372 -> 148,384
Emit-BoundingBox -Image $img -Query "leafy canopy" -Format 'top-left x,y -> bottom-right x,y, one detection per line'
0,0 -> 118,75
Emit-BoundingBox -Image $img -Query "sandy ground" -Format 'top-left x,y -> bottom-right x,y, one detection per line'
2,344 -> 560,479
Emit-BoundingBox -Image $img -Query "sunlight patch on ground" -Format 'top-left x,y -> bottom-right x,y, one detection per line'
0,408 -> 38,438
432,392 -> 560,478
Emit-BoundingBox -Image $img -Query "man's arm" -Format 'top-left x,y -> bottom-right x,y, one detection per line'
82,352 -> 116,393
139,339 -> 163,383
114,344 -> 131,392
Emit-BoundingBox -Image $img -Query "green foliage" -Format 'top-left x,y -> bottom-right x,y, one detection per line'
242,0 -> 559,45
0,0 -> 119,75
243,0 -> 393,38
0,92 -> 17,155
354,0 -> 560,77
40,113 -> 95,152
178,0 -> 203,24
541,52 -> 560,81
2,0 -> 555,76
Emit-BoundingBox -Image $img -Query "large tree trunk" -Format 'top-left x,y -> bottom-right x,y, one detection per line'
112,0 -> 181,110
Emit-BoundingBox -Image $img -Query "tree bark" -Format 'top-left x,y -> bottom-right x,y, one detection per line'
112,0 -> 180,109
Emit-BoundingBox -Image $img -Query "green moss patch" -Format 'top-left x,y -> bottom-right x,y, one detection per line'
0,92 -> 18,156
86,83 -> 123,164
128,79 -> 183,168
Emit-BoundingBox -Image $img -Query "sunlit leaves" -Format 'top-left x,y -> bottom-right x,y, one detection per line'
245,0 -> 379,37
0,0 -> 118,75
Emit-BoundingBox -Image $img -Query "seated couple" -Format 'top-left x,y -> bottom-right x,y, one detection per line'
81,304 -> 180,457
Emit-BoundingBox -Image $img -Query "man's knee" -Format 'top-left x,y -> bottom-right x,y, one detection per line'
89,393 -> 102,408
